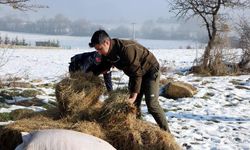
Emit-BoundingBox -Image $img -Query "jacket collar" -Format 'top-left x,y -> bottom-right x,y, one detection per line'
107,39 -> 115,56
106,39 -> 120,62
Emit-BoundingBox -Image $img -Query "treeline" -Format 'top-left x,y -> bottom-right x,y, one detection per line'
0,35 -> 28,46
0,14 -> 207,42
0,14 -> 98,36
0,35 -> 60,47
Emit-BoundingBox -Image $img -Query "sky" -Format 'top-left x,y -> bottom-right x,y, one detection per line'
0,0 -> 172,23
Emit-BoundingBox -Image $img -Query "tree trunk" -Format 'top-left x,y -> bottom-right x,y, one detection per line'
238,55 -> 250,69
202,34 -> 216,69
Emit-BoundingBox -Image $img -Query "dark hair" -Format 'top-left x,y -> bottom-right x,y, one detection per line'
89,29 -> 110,47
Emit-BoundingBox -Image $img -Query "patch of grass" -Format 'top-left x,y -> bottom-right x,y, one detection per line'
224,103 -> 238,107
42,102 -> 57,110
229,79 -> 243,85
48,93 -> 56,97
166,108 -> 182,112
0,113 -> 13,121
48,100 -> 57,106
36,83 -> 55,89
6,77 -> 22,82
235,85 -> 250,90
208,119 -> 220,123
201,92 -> 214,100
0,90 -> 21,99
0,89 -> 43,99
201,81 -> 214,85
0,79 -> 4,88
181,126 -> 189,130
194,104 -> 202,108
20,89 -> 43,97
0,97 -> 5,103
8,82 -> 34,88
191,79 -> 202,82
0,102 -> 10,108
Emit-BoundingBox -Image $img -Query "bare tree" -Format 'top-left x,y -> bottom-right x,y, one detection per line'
168,0 -> 250,70
237,18 -> 250,71
0,0 -> 47,11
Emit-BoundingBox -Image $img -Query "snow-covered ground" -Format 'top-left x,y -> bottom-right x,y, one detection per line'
0,43 -> 250,149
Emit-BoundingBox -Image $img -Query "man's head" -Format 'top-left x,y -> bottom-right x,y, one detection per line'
89,30 -> 111,56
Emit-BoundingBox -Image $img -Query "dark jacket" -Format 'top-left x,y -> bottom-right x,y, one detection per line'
69,51 -> 113,91
106,39 -> 159,93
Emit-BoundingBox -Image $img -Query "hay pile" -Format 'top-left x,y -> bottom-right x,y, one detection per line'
55,72 -> 104,120
99,93 -> 180,150
0,72 -> 180,150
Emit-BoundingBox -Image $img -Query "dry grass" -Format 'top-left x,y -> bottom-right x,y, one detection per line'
55,72 -> 104,118
0,115 -> 107,150
0,73 -> 180,150
99,93 -> 181,150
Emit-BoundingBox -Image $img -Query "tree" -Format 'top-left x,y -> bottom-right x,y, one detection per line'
168,0 -> 250,70
237,18 -> 250,71
0,35 -> 2,44
0,0 -> 47,11
4,35 -> 10,45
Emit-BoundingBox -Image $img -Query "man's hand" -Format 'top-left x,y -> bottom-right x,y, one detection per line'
128,93 -> 138,104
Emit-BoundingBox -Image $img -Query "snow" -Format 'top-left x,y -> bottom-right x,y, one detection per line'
0,36 -> 250,150
0,30 -> 201,49
0,104 -> 46,113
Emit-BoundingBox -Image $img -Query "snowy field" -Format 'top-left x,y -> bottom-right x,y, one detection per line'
0,37 -> 250,150
0,30 -> 202,49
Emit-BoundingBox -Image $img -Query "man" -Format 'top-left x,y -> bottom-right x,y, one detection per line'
69,51 -> 113,92
89,29 -> 170,132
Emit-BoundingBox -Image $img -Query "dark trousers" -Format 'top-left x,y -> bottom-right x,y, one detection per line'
103,72 -> 113,92
134,71 -> 170,132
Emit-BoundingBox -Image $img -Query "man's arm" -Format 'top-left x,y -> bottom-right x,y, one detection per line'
128,92 -> 138,104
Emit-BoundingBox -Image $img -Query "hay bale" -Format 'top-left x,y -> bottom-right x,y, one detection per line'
99,92 -> 180,150
161,81 -> 197,99
55,72 -> 104,117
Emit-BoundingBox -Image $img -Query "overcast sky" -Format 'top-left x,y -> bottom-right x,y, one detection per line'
0,0 -> 172,23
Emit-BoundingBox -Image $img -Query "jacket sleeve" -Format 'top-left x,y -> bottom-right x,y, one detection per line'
122,48 -> 143,93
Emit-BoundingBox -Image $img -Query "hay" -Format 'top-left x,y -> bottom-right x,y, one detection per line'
99,92 -> 181,150
0,115 -> 107,149
105,119 -> 181,150
70,121 -> 107,140
0,116 -> 65,150
9,109 -> 36,120
1,74 -> 181,150
0,127 -> 22,150
8,108 -> 62,121
99,93 -> 136,124
55,72 -> 104,117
